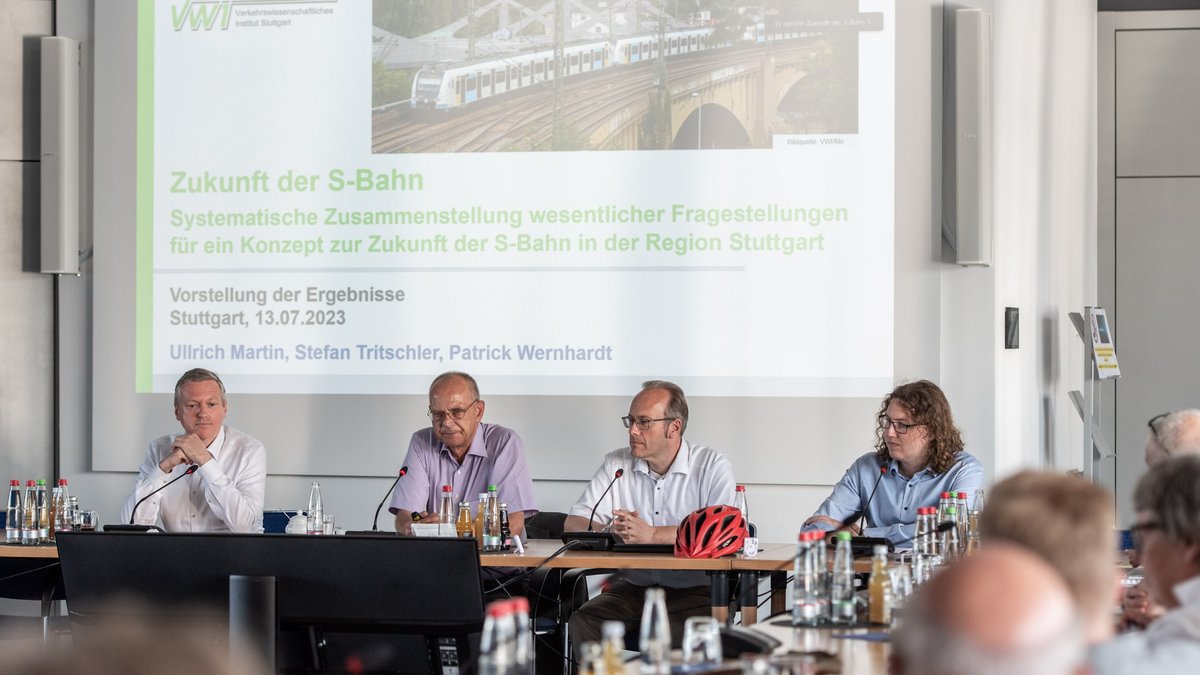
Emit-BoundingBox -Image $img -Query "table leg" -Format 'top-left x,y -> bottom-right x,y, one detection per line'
738,571 -> 759,625
710,570 -> 730,624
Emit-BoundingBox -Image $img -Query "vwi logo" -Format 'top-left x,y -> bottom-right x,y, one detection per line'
171,0 -> 234,31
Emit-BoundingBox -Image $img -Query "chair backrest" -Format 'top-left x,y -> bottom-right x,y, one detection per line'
524,511 -> 567,540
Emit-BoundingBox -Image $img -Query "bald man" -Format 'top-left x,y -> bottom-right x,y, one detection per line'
891,544 -> 1085,675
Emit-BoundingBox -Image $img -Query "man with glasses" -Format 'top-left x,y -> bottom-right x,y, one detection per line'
389,371 -> 536,537
1093,454 -> 1200,674
1122,410 -> 1200,630
803,380 -> 982,546
563,380 -> 737,648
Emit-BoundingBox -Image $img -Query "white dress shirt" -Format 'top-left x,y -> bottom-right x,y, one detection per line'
120,426 -> 266,532
1092,575 -> 1200,675
568,439 -> 737,587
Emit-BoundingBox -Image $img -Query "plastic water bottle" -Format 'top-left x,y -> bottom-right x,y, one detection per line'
478,599 -> 516,674
21,480 -> 37,545
639,587 -> 670,674
438,485 -> 455,536
831,531 -> 856,624
510,596 -> 533,674
306,481 -> 323,535
35,480 -> 50,543
5,480 -> 21,545
793,530 -> 822,626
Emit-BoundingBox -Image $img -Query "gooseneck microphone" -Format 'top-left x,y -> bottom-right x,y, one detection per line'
372,466 -> 408,531
860,465 -> 888,532
127,463 -> 199,525
587,468 -> 624,532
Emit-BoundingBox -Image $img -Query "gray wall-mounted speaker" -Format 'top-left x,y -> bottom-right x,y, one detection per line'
943,8 -> 993,267
40,36 -> 81,275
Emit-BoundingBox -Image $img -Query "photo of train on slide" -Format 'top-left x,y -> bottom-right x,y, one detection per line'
371,0 -> 883,153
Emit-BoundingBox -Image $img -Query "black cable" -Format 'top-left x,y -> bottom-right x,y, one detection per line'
0,561 -> 61,584
482,540 -> 582,595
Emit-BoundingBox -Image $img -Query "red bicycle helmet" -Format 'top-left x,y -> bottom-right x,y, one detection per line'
674,505 -> 748,559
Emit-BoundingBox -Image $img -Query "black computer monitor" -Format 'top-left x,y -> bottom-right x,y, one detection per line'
56,532 -> 485,673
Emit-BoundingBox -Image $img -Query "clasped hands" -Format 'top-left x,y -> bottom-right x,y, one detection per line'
609,508 -> 654,543
159,433 -> 213,474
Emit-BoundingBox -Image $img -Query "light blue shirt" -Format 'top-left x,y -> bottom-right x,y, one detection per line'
805,450 -> 984,546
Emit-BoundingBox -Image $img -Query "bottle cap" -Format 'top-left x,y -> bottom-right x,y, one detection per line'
442,485 -> 452,492
736,484 -> 745,492
486,600 -> 513,617
37,479 -> 46,486
957,491 -> 967,499
488,484 -> 498,491
27,480 -> 36,486
59,478 -> 68,485
873,545 -> 888,556
511,596 -> 529,613
940,491 -> 951,498
9,480 -> 17,486
837,531 -> 851,541
602,621 -> 624,639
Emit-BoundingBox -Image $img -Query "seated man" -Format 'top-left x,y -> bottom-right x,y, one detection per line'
563,380 -> 736,648
980,470 -> 1118,645
1092,454 -> 1200,674
390,371 -> 536,538
803,380 -> 982,546
891,543 -> 1086,675
121,368 -> 266,532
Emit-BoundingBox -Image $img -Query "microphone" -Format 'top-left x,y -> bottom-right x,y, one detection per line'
372,466 -> 408,532
587,468 -> 623,532
860,465 -> 888,533
108,464 -> 199,532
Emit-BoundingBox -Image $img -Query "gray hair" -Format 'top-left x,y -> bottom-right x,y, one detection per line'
1154,409 -> 1200,457
641,380 -> 688,432
1134,454 -> 1200,547
429,371 -> 480,401
174,368 -> 226,407
893,596 -> 1084,675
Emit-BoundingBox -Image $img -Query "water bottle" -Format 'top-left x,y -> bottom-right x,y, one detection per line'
21,480 -> 37,545
733,484 -> 748,551
438,485 -> 455,536
478,599 -> 516,674
639,587 -> 670,674
511,596 -> 533,674
793,531 -> 822,626
5,480 -> 21,545
483,485 -> 502,552
35,480 -> 50,543
306,481 -> 323,535
54,478 -> 71,532
830,531 -> 856,624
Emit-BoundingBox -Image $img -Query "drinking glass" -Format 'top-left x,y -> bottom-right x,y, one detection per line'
81,510 -> 99,531
681,615 -> 722,666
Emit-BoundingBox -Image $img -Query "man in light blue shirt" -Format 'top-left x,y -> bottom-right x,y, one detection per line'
804,380 -> 983,546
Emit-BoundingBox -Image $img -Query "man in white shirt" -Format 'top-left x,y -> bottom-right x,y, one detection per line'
121,368 -> 266,532
563,380 -> 737,649
1093,454 -> 1200,674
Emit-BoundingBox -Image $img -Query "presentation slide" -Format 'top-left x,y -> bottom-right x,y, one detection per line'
140,0 -> 894,398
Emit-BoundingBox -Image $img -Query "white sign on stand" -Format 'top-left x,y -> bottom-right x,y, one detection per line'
1089,307 -> 1121,379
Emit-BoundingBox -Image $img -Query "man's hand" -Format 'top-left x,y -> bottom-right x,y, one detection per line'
172,433 -> 214,467
1122,583 -> 1165,629
611,509 -> 656,544
803,515 -> 844,530
158,447 -> 189,474
393,510 -> 432,536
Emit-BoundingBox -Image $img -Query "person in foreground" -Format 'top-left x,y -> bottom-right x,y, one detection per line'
804,380 -> 982,546
121,368 -> 266,532
1122,409 -> 1200,629
563,380 -> 736,649
980,470 -> 1118,645
390,371 -> 536,538
890,543 -> 1086,675
1092,454 -> 1200,674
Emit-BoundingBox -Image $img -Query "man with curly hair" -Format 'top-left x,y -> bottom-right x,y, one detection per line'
803,380 -> 983,546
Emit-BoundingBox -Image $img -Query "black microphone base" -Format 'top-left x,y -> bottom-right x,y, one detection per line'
103,524 -> 162,533
561,531 -> 616,551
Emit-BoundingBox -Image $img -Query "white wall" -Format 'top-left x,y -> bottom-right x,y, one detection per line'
34,0 -> 1098,547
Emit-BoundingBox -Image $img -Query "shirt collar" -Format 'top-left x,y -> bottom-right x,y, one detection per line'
206,426 -> 228,460
1173,575 -> 1200,606
886,457 -> 935,480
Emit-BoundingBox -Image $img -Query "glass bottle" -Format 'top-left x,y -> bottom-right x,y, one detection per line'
499,503 -> 512,551
438,485 -> 455,536
830,531 -> 856,625
306,481 -> 323,535
601,620 -> 625,675
511,596 -> 533,674
48,484 -> 59,543
955,491 -> 969,543
941,505 -> 961,562
21,480 -> 37,545
733,484 -> 748,551
55,479 -> 71,532
968,489 -> 985,539
638,587 -> 670,674
6,480 -> 21,545
483,485 -> 502,552
478,600 -> 515,675
474,492 -> 489,550
868,544 -> 892,624
456,501 -> 474,539
35,479 -> 50,544
793,531 -> 822,626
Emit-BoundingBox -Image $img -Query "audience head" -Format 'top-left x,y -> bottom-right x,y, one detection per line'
979,470 -> 1117,643
874,380 -> 963,474
1144,409 -> 1200,466
891,544 -> 1084,675
1132,454 -> 1200,609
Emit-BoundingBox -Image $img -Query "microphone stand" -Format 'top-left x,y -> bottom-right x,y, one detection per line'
105,464 -> 199,532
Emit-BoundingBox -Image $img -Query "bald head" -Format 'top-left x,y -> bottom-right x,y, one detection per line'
893,545 -> 1084,675
1146,409 -> 1200,466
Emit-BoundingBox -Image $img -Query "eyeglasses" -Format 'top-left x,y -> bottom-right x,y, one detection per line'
621,416 -> 676,431
1148,412 -> 1169,439
428,399 -> 479,423
1130,520 -> 1162,551
879,416 -> 923,435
